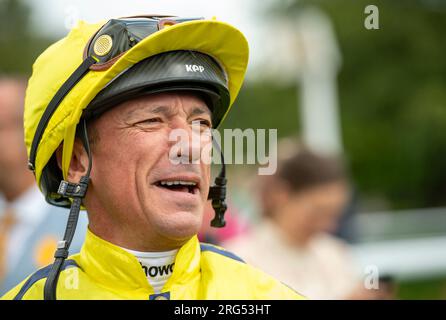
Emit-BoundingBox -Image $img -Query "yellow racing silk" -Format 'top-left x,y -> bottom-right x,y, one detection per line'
2,229 -> 305,300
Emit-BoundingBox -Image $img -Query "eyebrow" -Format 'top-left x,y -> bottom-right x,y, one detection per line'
124,105 -> 170,120
190,106 -> 211,118
124,105 -> 211,120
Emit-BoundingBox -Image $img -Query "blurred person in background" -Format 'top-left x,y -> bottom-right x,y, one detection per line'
0,76 -> 88,295
224,146 -> 394,299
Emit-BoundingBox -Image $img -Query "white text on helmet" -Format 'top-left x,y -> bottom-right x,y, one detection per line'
185,65 -> 205,73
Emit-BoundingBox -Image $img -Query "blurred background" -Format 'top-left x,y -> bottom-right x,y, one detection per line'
1,0 -> 446,299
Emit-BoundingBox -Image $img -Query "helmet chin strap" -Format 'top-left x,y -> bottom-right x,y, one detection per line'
207,137 -> 227,228
44,119 -> 92,300
44,123 -> 228,299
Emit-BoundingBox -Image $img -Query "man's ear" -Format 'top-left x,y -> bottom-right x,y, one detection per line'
55,139 -> 89,183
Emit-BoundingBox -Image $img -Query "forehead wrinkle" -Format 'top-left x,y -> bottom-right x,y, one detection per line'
120,95 -> 210,121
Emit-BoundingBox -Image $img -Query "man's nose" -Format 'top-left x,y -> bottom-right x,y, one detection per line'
168,121 -> 204,164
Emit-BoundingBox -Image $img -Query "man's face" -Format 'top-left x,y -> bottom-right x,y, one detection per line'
83,92 -> 213,250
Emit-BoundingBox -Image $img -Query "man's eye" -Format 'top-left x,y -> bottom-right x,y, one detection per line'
194,119 -> 212,128
138,118 -> 162,125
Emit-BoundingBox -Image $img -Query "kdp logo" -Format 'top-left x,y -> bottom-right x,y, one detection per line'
185,64 -> 205,73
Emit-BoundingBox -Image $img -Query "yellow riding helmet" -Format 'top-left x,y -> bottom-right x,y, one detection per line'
24,15 -> 249,206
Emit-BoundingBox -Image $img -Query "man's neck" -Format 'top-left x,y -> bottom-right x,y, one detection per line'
87,220 -> 189,252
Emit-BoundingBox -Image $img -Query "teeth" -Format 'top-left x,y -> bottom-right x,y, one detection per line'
159,180 -> 197,186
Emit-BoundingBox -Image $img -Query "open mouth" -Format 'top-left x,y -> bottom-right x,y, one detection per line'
155,180 -> 199,195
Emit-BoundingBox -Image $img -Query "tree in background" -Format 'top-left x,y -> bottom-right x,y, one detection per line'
225,0 -> 446,210
0,0 -> 53,75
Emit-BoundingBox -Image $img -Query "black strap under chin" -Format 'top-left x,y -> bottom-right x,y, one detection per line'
207,138 -> 227,228
43,120 -> 92,300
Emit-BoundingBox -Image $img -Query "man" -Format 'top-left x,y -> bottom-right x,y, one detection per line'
0,77 -> 87,295
224,146 -> 393,299
1,15 -> 303,300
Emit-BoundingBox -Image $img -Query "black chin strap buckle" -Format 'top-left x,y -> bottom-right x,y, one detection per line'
57,176 -> 90,198
208,176 -> 227,228
54,241 -> 69,259
207,137 -> 228,228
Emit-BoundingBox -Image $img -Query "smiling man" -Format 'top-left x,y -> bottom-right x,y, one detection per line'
83,93 -> 213,252
1,15 -> 304,300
